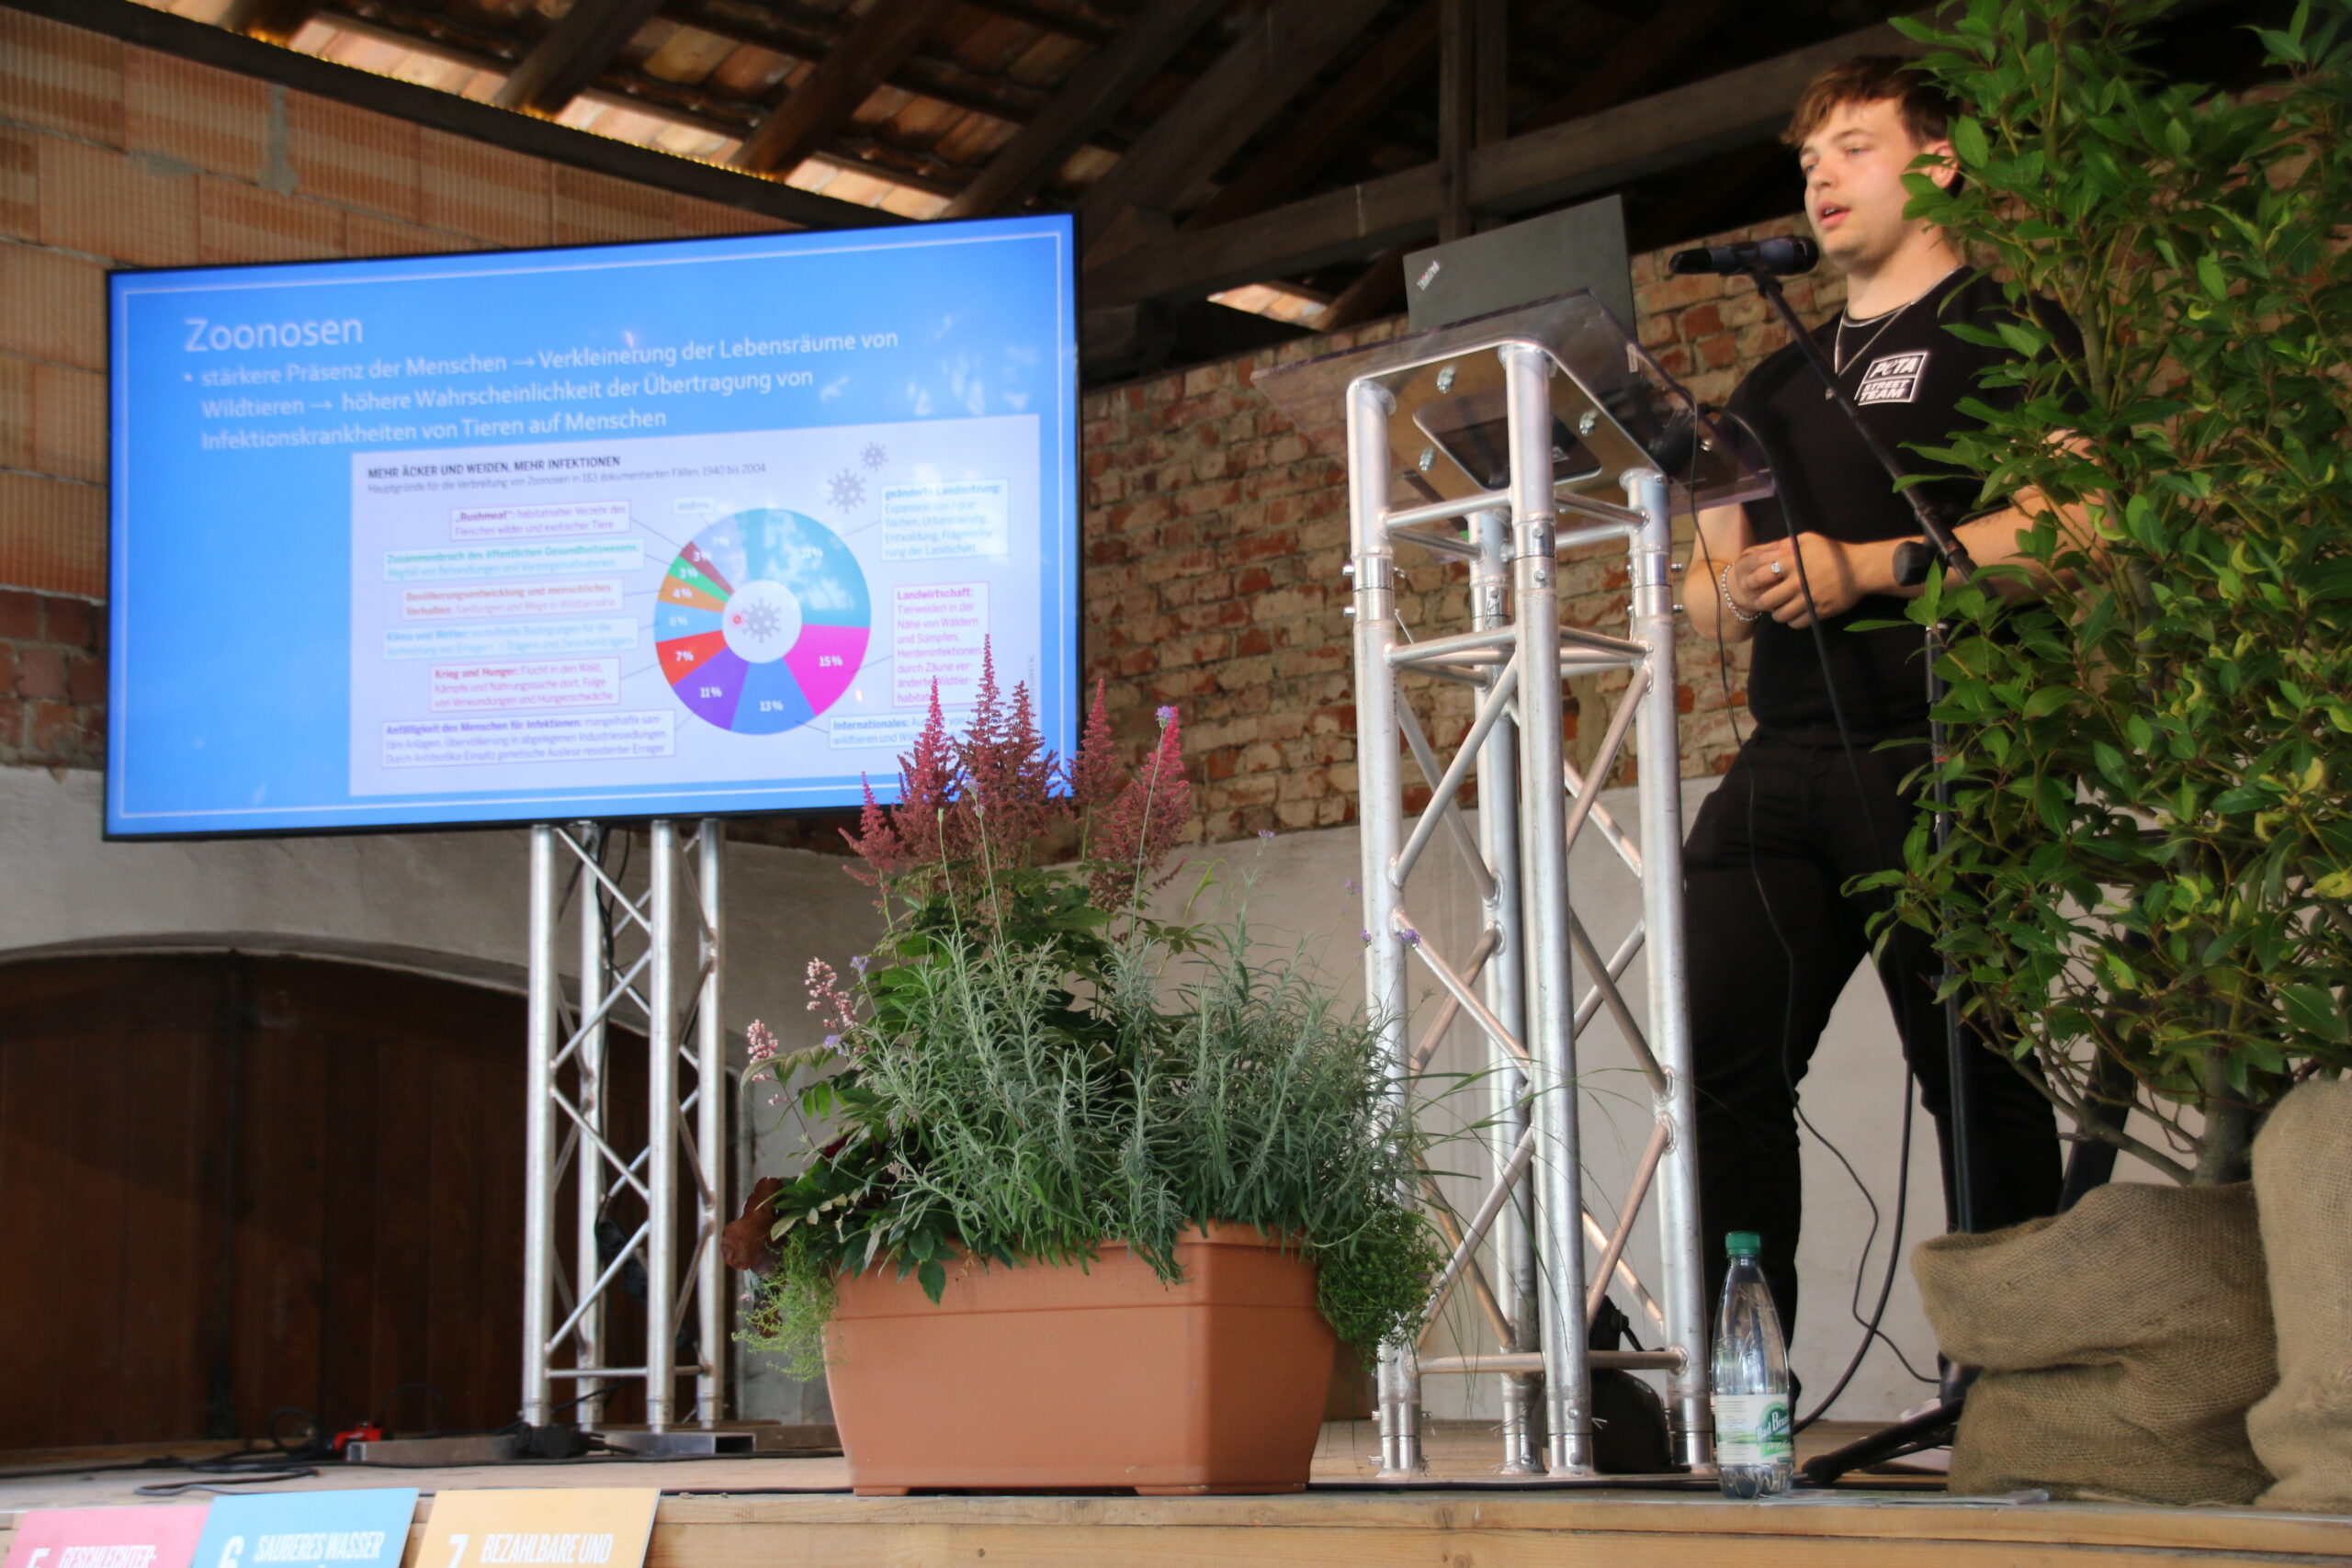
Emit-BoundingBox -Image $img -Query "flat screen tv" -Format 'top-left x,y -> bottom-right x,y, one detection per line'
105,212 -> 1078,838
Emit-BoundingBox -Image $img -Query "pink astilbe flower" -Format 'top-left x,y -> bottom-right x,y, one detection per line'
892,682 -> 962,872
838,773 -> 904,884
842,683 -> 962,886
1089,708 -> 1193,908
937,641 -> 1002,874
1066,680 -> 1123,809
961,675 -> 1061,867
967,642 -> 1004,765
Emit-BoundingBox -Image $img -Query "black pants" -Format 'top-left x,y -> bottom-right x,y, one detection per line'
1683,727 -> 2064,1337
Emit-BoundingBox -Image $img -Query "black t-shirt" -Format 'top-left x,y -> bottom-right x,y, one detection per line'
1724,270 -> 2076,734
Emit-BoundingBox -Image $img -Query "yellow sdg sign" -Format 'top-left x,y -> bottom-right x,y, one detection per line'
416,1493 -> 658,1568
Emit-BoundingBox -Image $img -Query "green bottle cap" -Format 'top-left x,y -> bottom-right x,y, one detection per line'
1725,1230 -> 1763,1258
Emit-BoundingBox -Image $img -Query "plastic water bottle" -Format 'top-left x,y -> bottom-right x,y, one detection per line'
1712,1230 -> 1794,1497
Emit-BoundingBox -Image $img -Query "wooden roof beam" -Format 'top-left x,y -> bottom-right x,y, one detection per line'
1076,0 -> 1395,265
730,0 -> 962,175
494,0 -> 668,115
1518,0 -> 1748,133
1437,0 -> 1472,242
218,0 -> 322,42
663,0 -> 1130,144
958,0 -> 1119,48
218,6 -> 975,199
940,0 -> 1229,220
1180,0 -> 1438,232
13,0 -> 900,231
1082,16 -> 1921,307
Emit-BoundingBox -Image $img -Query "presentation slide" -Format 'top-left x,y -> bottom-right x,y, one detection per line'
105,215 -> 1077,837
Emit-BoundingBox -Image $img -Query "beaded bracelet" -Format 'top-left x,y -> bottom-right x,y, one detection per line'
1719,564 -> 1761,623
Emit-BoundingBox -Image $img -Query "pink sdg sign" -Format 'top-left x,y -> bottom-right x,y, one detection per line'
4,1508 -> 209,1568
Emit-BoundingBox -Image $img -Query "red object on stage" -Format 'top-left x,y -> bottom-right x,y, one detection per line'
826,1224 -> 1337,1495
333,1421 -> 385,1452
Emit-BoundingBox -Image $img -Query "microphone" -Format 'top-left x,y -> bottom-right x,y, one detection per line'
1668,236 -> 1820,276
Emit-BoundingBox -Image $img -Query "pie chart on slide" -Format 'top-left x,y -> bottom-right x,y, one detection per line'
652,508 -> 870,735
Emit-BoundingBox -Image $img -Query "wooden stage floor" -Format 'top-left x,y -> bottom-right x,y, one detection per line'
4,1422 -> 2345,1568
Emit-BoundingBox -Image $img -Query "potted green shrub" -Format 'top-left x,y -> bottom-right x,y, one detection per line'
1871,0 -> 2351,1504
731,663 -> 1442,1495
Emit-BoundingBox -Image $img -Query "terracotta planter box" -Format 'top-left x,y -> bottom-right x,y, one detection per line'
826,1223 -> 1338,1495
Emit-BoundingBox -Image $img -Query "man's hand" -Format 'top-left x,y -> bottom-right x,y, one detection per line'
1733,532 -> 1879,627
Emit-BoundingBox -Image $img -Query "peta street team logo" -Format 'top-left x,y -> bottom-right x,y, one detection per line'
1855,350 -> 1928,405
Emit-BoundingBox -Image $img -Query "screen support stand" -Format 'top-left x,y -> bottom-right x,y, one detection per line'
522,820 -> 727,1437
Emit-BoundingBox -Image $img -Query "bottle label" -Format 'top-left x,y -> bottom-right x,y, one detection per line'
1713,1393 -> 1793,1466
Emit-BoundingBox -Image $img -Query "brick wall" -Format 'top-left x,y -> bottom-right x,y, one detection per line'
0,585 -> 102,767
1081,218 -> 1849,842
0,10 -> 790,769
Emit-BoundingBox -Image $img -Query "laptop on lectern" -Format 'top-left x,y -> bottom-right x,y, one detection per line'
1403,195 -> 1636,334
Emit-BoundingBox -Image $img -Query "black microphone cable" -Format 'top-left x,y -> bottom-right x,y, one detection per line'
1716,399 -> 1940,1403
1687,395 -> 1940,1428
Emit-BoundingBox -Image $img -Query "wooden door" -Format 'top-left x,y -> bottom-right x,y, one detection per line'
0,953 -> 631,1449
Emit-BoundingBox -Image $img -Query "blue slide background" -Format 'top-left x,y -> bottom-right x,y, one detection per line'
107,214 -> 1077,838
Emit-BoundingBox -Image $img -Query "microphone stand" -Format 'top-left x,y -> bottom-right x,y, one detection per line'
1737,265 -> 1977,577
1733,264 -> 1983,1484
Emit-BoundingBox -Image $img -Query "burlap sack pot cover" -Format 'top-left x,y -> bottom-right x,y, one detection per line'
2248,1078 -> 2352,1512
1914,1180 -> 2276,1505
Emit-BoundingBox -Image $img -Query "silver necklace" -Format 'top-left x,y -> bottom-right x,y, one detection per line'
1826,267 -> 1963,399
1826,300 -> 1909,399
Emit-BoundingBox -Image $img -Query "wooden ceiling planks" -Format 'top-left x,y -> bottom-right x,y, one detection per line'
1075,0 -> 1394,263
939,0 -> 1229,220
66,0 -> 1965,371
493,0 -> 671,113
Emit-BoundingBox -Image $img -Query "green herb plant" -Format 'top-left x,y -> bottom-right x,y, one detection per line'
741,659 -> 1444,1377
1871,0 -> 2352,1182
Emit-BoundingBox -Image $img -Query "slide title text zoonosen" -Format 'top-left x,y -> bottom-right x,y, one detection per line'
185,315 -> 363,352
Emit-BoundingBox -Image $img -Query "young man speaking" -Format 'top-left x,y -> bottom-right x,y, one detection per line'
1680,56 -> 2086,1336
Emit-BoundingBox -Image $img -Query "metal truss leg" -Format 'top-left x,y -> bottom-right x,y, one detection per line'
574,825 -> 610,1429
522,825 -> 560,1427
695,821 -> 727,1427
1503,343 -> 1595,1477
645,819 -> 679,1431
1624,468 -> 1713,1471
1470,502 -> 1542,1474
1348,377 -> 1424,1479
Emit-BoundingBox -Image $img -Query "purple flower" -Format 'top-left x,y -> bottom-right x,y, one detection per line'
1360,928 -> 1373,943
1156,705 -> 1178,727
823,1032 -> 842,1052
1257,828 -> 1276,840
1343,875 -> 1360,893
850,953 -> 869,976
1398,927 -> 1421,947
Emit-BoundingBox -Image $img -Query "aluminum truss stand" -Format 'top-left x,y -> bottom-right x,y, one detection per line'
523,819 -> 727,1434
1260,292 -> 1770,1479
